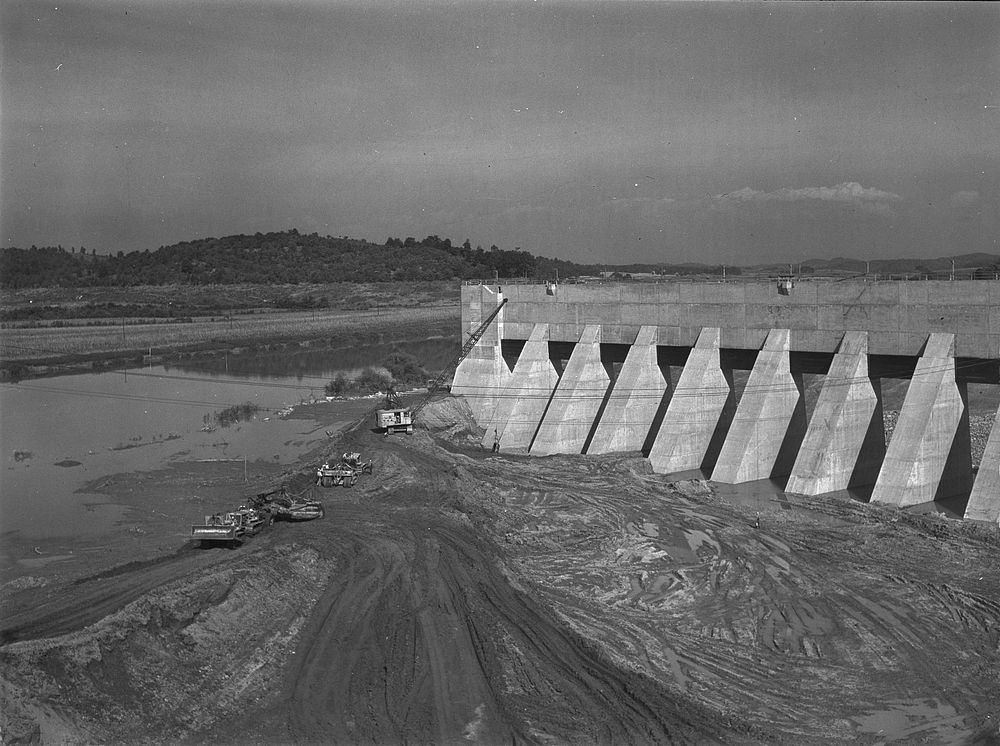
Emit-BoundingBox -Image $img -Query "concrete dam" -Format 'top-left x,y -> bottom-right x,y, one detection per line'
451,280 -> 1000,526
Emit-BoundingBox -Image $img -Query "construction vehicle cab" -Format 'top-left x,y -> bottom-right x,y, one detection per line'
376,407 -> 413,434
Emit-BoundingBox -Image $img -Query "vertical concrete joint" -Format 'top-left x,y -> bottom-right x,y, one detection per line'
964,401 -> 1000,525
712,328 -> 806,484
452,285 -> 510,425
871,333 -> 972,507
786,331 -> 884,495
588,325 -> 667,455
532,325 -> 611,455
648,327 -> 733,474
481,323 -> 558,452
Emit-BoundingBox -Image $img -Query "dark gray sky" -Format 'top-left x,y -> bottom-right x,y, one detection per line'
2,1 -> 998,264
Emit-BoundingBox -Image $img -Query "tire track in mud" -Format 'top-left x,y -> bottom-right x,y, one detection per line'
0,543 -> 240,644
6,407 -> 998,745
466,449 -> 1000,741
276,499 -> 728,745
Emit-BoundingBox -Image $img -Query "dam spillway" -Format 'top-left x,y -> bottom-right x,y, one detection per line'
451,280 -> 1000,526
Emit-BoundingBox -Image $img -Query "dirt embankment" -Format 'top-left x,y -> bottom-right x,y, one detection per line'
2,397 -> 1000,745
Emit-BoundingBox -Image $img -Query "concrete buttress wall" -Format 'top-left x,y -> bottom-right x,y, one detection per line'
531,325 -> 610,455
786,331 -> 885,495
964,402 -> 1000,525
648,327 -> 734,474
587,325 -> 667,455
481,323 -> 558,452
871,333 -> 972,507
712,328 -> 807,484
452,286 -> 511,425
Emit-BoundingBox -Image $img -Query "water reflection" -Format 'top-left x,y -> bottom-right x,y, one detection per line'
663,467 -> 967,522
165,336 -> 461,381
0,334 -> 460,546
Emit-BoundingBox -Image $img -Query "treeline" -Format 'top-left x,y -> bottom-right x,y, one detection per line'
324,352 -> 431,398
1,230 -> 606,288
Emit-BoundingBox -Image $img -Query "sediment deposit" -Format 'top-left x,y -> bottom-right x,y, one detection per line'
2,397 -> 999,745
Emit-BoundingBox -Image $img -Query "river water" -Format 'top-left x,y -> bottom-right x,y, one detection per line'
0,337 -> 458,544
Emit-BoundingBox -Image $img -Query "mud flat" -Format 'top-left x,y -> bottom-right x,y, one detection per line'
2,397 -> 999,745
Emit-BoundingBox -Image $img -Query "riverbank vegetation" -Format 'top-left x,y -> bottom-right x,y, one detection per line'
206,402 -> 261,429
323,352 -> 431,398
0,231 -> 603,289
1,280 -> 458,325
5,230 -> 1000,294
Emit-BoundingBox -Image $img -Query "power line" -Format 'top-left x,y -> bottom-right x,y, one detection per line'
0,380 -> 290,412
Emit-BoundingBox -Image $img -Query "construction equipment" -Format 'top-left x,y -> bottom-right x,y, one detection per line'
375,405 -> 414,434
376,296 -> 508,431
193,485 -> 324,547
249,486 -> 325,520
191,508 -> 267,548
273,498 -> 324,521
316,452 -> 373,487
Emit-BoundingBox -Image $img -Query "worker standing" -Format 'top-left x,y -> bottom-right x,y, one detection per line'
492,430 -> 500,453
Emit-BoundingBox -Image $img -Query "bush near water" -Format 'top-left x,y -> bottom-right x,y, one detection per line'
325,352 -> 430,398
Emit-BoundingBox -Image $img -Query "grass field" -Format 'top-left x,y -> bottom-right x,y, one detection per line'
2,305 -> 458,359
0,281 -> 459,321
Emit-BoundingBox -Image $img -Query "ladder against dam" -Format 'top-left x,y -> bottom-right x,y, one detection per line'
452,281 -> 1000,526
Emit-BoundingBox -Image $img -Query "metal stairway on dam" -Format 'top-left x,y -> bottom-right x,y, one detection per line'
452,281 -> 1000,527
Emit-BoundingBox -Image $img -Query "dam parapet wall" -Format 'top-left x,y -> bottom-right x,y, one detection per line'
468,280 -> 1000,358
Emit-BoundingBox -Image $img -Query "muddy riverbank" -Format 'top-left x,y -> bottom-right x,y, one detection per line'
0,307 -> 459,381
2,396 -> 999,745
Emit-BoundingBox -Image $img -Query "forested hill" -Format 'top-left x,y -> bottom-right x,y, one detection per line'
7,231 -> 997,289
1,231 -> 602,288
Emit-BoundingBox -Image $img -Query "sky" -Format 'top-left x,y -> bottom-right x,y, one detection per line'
2,1 -> 998,265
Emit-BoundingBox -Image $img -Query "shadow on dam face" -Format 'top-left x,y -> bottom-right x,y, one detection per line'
487,332 -> 991,520
666,470 -> 970,519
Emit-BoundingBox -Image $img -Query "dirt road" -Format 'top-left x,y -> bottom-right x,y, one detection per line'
2,397 -> 999,745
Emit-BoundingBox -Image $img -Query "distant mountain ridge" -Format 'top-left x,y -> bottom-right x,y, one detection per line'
800,253 -> 1000,274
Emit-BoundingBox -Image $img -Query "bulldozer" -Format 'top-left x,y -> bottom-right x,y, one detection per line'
316,452 -> 373,487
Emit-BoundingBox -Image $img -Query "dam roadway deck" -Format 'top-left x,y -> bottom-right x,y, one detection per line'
453,280 -> 1000,526
466,279 -> 1000,358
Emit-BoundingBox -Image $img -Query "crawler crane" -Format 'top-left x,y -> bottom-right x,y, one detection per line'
375,297 -> 508,432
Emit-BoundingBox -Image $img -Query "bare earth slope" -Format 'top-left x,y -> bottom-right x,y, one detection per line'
2,397 -> 999,745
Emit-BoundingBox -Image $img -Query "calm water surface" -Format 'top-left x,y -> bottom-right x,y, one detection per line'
0,338 -> 458,542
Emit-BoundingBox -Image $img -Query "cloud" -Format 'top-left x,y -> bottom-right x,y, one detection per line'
712,181 -> 903,217
602,196 -> 676,210
949,190 -> 981,207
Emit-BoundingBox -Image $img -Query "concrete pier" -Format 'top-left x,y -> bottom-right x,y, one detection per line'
481,323 -> 558,452
587,325 -> 666,455
456,281 -> 1000,524
452,286 -> 510,425
648,328 -> 734,474
531,325 -> 610,455
965,403 -> 1000,525
712,329 -> 807,484
871,334 -> 972,507
786,331 -> 885,495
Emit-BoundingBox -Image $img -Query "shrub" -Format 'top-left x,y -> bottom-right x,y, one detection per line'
382,352 -> 429,385
324,372 -> 349,397
207,401 -> 260,428
355,367 -> 393,394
